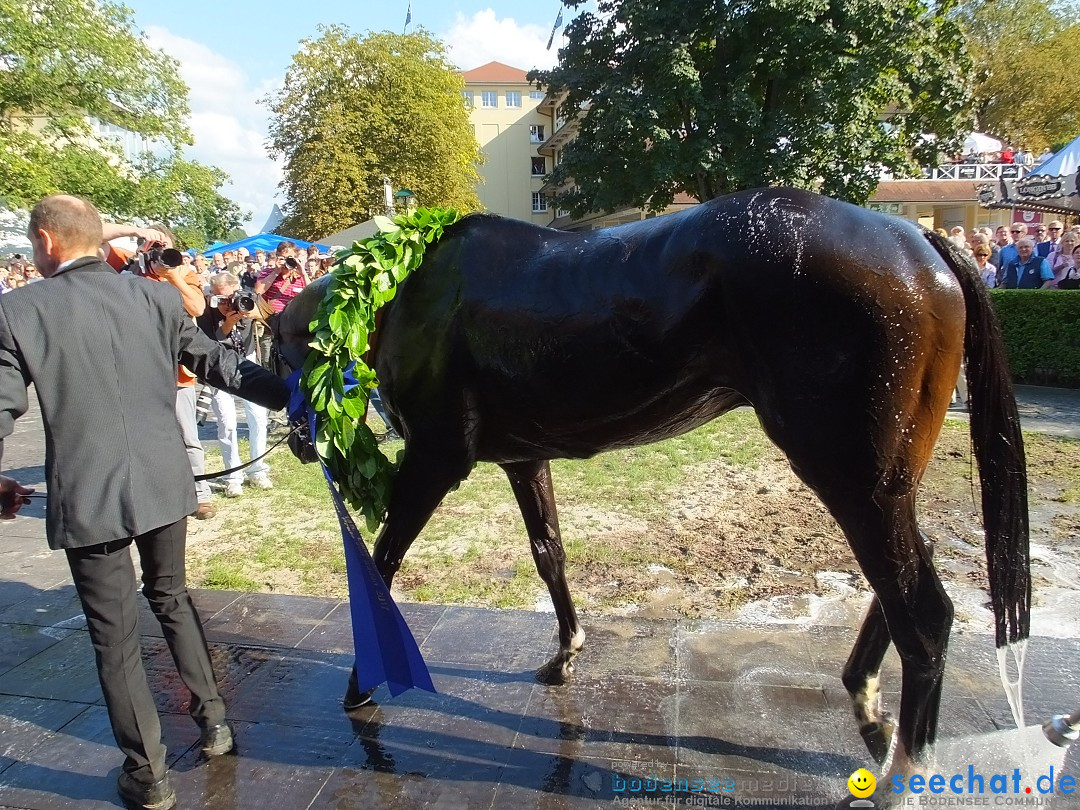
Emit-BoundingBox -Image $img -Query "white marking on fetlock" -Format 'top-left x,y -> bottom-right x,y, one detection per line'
882,740 -> 925,807
568,627 -> 585,654
853,674 -> 882,725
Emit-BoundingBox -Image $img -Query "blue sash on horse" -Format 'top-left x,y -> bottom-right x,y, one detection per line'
287,369 -> 435,697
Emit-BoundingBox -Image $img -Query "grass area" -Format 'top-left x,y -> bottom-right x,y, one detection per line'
187,408 -> 772,605
187,408 -> 1080,616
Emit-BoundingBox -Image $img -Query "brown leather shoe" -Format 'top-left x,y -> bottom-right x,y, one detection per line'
191,502 -> 216,520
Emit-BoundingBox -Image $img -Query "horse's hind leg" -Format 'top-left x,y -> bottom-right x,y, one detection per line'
842,529 -> 937,764
822,488 -> 952,775
343,446 -> 471,709
501,460 -> 585,685
843,598 -> 894,763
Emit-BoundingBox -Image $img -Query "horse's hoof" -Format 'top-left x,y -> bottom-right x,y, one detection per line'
859,715 -> 896,765
344,670 -> 377,711
535,657 -> 573,686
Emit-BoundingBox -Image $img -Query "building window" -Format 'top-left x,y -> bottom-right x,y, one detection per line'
557,208 -> 570,218
531,157 -> 546,176
505,91 -> 521,108
481,91 -> 498,108
532,192 -> 548,212
530,124 -> 546,143
462,91 -> 473,108
529,90 -> 545,100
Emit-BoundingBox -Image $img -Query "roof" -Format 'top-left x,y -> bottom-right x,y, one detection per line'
460,61 -> 530,84
870,180 -> 982,203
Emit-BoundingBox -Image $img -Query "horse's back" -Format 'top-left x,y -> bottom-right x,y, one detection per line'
376,189 -> 966,466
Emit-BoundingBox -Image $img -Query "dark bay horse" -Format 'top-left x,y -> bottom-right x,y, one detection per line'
275,187 -> 1029,780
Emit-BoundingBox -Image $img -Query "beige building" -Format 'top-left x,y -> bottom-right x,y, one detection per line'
461,62 -> 551,225
462,61 -> 697,230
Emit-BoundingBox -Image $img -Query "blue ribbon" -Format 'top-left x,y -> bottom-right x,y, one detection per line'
287,369 -> 435,697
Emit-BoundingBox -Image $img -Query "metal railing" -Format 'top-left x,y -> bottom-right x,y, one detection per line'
922,163 -> 1030,181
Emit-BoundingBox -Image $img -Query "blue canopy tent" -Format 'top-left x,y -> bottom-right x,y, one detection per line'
201,233 -> 328,256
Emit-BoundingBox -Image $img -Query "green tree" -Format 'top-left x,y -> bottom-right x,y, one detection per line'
266,26 -> 482,240
530,0 -> 974,214
0,0 -> 190,147
957,0 -> 1080,150
130,155 -> 247,250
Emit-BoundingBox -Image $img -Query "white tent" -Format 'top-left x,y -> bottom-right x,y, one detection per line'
963,132 -> 1003,155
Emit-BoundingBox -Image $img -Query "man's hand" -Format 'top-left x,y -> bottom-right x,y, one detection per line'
0,476 -> 34,519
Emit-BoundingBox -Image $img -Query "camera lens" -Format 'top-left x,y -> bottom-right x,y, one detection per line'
284,257 -> 299,270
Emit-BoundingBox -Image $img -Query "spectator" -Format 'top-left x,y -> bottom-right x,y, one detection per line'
997,223 -> 1026,282
239,256 -> 259,290
306,256 -> 324,280
197,271 -> 273,496
1000,237 -> 1054,289
1016,146 -> 1034,167
1000,145 -> 1014,164
1032,223 -> 1050,256
1050,232 -> 1080,287
211,252 -> 226,271
1035,147 -> 1055,165
1062,245 -> 1080,289
253,241 -> 309,371
1040,220 -> 1063,258
972,244 -> 997,288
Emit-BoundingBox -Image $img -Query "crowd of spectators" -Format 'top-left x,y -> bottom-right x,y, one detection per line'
950,144 -> 1055,166
939,220 -> 1080,289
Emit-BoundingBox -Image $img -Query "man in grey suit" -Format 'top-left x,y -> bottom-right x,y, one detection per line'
0,195 -> 290,810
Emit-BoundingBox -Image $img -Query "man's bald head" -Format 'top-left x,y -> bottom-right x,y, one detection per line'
27,195 -> 103,276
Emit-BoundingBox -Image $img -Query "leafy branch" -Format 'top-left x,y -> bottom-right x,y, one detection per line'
301,206 -> 461,530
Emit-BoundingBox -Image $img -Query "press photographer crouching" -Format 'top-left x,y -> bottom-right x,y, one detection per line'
197,272 -> 272,496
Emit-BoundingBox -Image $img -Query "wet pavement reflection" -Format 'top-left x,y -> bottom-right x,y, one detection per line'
0,585 -> 1075,809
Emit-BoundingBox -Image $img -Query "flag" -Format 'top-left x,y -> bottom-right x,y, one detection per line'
546,5 -> 564,50
404,1 -> 412,32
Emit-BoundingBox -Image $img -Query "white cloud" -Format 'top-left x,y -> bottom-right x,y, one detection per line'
443,9 -> 560,73
145,26 -> 282,233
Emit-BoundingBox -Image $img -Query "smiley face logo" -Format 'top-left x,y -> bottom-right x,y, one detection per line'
848,768 -> 876,798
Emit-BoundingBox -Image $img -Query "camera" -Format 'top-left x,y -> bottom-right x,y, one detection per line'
283,256 -> 300,271
210,289 -> 257,313
136,241 -> 183,275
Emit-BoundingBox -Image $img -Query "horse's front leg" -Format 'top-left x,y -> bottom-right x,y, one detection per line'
501,460 -> 585,685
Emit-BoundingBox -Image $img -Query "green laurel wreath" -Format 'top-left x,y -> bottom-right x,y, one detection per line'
301,206 -> 462,531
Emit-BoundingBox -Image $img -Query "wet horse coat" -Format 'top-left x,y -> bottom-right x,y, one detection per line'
276,187 -> 1029,776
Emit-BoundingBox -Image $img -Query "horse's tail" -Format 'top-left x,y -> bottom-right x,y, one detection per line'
924,229 -> 1030,647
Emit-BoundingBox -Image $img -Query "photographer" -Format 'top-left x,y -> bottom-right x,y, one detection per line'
106,227 -> 216,519
197,272 -> 272,495
253,241 -> 309,371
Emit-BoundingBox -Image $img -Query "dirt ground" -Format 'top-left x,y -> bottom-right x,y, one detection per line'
556,423 -> 1080,633
188,416 -> 1080,636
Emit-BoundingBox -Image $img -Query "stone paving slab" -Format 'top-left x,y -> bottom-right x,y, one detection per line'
0,578 -> 1075,810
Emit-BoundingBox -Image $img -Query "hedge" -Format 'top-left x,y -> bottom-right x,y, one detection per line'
987,290 -> 1080,388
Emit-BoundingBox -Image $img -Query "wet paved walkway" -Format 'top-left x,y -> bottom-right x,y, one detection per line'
0,387 -> 1077,809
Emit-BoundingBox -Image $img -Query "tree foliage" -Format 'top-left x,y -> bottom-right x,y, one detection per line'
0,0 -> 190,148
0,0 -> 245,249
530,0 -> 974,213
956,0 -> 1080,151
266,26 -> 482,240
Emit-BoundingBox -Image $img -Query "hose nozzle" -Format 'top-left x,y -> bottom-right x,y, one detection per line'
1042,710 -> 1080,748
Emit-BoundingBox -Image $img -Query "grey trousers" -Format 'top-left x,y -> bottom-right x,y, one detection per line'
175,385 -> 210,502
66,519 -> 226,784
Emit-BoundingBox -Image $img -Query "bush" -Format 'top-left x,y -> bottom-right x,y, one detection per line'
988,290 -> 1080,387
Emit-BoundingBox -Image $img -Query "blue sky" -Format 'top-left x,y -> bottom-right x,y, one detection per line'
121,1 -> 574,233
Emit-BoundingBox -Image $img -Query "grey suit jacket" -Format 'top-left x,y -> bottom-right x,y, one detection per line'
0,257 -> 290,549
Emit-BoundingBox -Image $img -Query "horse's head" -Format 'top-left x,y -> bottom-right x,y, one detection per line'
272,275 -> 333,464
